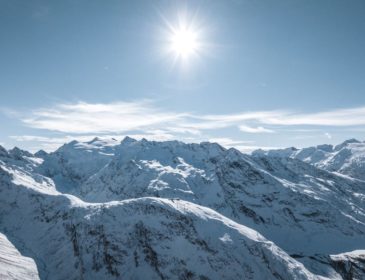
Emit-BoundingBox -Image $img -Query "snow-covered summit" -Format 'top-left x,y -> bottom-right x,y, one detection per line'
0,145 -> 42,172
253,139 -> 365,181
36,137 -> 120,191
115,137 -> 226,164
0,145 -> 8,157
1,137 -> 364,279
8,147 -> 33,159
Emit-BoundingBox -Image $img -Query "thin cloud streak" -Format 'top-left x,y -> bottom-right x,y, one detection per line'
238,125 -> 275,134
263,107 -> 365,126
6,101 -> 365,152
19,102 -> 365,135
22,101 -> 187,134
209,137 -> 253,147
208,138 -> 278,153
235,145 -> 281,153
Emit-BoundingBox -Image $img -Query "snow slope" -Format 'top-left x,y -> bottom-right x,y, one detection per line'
0,157 -> 323,280
0,233 -> 40,280
36,137 -> 119,192
1,138 -> 365,279
74,139 -> 365,256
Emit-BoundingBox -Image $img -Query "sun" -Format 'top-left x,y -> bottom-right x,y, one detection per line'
170,27 -> 199,58
159,10 -> 206,66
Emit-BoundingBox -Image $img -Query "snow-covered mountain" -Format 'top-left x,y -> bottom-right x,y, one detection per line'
1,137 -> 364,279
74,139 -> 365,256
253,139 -> 365,181
36,137 -> 119,192
0,153 -> 322,280
0,233 -> 39,280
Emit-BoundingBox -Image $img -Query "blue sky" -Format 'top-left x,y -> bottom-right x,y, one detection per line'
1,0 -> 365,152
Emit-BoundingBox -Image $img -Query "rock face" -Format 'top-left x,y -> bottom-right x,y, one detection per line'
330,251 -> 365,280
0,138 -> 365,279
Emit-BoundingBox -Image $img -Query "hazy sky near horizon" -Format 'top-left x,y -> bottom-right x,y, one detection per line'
1,0 -> 365,152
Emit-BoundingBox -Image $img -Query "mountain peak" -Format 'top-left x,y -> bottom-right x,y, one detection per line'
68,140 -> 80,146
34,149 -> 48,158
88,137 -> 101,143
316,144 -> 333,152
334,138 -> 361,151
121,136 -> 137,145
342,138 -> 360,144
0,145 -> 8,157
9,147 -> 33,158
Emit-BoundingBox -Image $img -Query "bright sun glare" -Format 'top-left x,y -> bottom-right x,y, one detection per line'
170,27 -> 199,58
162,10 -> 204,64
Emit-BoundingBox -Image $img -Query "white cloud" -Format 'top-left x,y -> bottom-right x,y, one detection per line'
259,107 -> 365,126
324,132 -> 332,139
122,132 -> 175,142
22,101 -> 187,134
0,107 -> 22,118
208,137 -> 276,154
10,135 -> 69,143
235,145 -> 281,154
208,137 -> 253,147
291,135 -> 317,140
185,111 -> 284,130
17,102 -> 365,136
192,107 -> 365,128
164,126 -> 201,135
238,125 -> 275,134
6,101 -> 365,152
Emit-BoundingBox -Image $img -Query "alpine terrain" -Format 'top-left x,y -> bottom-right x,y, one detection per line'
1,137 -> 364,279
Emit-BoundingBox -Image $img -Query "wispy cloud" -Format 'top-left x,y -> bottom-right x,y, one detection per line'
235,145 -> 281,153
209,137 -> 253,147
0,107 -> 22,119
260,107 -> 365,126
208,137 -> 272,153
194,107 -> 365,128
238,125 -> 275,134
22,101 -> 187,134
184,111 -> 285,130
5,100 -> 365,152
18,102 -> 365,135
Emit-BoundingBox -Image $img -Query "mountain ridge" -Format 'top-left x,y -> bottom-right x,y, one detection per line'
253,138 -> 365,181
1,137 -> 364,279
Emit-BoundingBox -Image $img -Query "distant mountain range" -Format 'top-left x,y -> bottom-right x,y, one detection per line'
253,138 -> 365,181
1,137 -> 364,279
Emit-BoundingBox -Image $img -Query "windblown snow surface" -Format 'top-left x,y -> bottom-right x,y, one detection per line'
0,137 -> 364,279
0,233 -> 39,280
